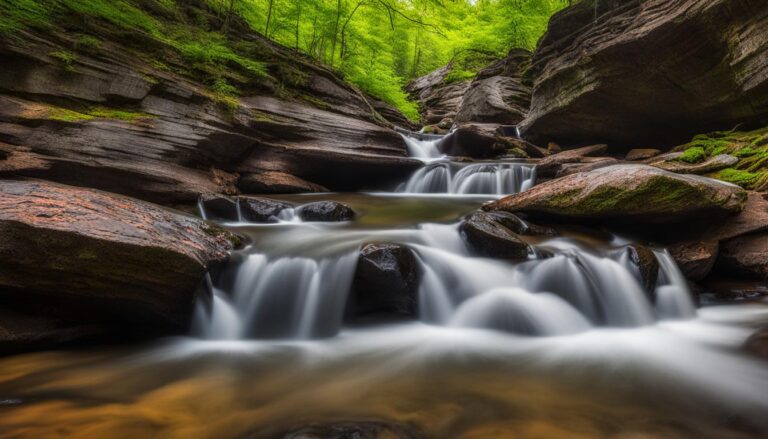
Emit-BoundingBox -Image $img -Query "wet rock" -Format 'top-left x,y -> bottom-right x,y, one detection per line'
239,172 -> 328,194
669,241 -> 719,282
705,192 -> 768,242
351,244 -> 420,317
437,123 -> 507,158
536,144 -> 608,178
613,245 -> 660,295
651,154 -> 739,175
521,0 -> 768,149
460,211 -> 530,259
626,149 -> 662,161
238,197 -> 294,223
199,194 -> 239,221
507,138 -> 549,158
297,201 -> 355,222
717,233 -> 768,280
745,326 -> 768,361
0,180 -> 237,350
485,165 -> 747,224
484,211 -> 557,237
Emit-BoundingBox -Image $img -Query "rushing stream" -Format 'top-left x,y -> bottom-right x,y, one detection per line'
1,135 -> 767,438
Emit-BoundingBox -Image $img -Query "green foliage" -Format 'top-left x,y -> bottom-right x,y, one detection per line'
676,146 -> 706,164
0,0 -> 51,35
48,50 -> 78,71
174,31 -> 266,77
46,104 -> 153,123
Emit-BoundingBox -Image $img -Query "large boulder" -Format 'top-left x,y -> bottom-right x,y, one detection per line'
485,165 -> 747,223
454,49 -> 532,125
350,244 -> 420,317
297,201 -> 355,222
238,197 -> 294,223
668,240 -> 719,282
405,64 -> 471,125
437,123 -> 508,158
520,0 -> 768,150
459,211 -> 531,259
0,180 -> 237,351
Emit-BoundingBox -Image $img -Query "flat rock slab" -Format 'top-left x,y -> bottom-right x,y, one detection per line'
0,180 -> 237,348
485,164 -> 747,224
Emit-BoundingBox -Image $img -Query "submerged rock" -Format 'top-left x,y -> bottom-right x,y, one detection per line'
351,243 -> 420,317
238,197 -> 294,223
297,201 -> 355,222
0,180 -> 237,350
485,165 -> 747,224
199,194 -> 239,221
459,211 -> 530,259
520,0 -> 768,149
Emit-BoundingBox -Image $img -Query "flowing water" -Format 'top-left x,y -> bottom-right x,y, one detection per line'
1,135 -> 767,438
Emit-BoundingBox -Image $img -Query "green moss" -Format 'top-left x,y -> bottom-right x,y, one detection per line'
74,34 -> 102,52
710,168 -> 759,187
0,0 -> 51,36
48,107 -> 94,123
676,146 -> 706,163
89,107 -> 155,122
49,50 -> 78,71
506,147 -> 529,158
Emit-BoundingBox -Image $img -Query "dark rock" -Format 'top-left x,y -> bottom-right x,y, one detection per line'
199,194 -> 239,221
717,232 -> 768,280
437,123 -> 506,158
351,243 -> 420,317
484,211 -> 557,236
485,165 -> 747,224
406,64 -> 471,124
537,144 -> 608,178
238,197 -> 294,223
626,149 -> 662,161
668,241 -> 719,282
520,0 -> 768,150
0,180 -> 236,350
507,137 -> 549,158
613,245 -> 660,295
745,326 -> 768,361
704,192 -> 768,242
460,211 -> 530,259
297,201 -> 355,222
239,171 -> 328,194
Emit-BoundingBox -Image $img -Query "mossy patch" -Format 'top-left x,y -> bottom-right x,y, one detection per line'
46,104 -> 154,124
676,146 -> 706,163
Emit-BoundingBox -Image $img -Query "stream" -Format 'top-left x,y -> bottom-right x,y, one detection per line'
0,135 -> 767,438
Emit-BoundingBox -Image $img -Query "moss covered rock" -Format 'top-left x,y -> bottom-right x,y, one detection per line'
485,165 -> 747,224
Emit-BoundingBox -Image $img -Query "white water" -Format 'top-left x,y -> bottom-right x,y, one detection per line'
195,221 -> 696,340
398,161 -> 537,195
400,133 -> 444,161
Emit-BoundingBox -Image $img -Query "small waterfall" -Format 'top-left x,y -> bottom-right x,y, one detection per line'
398,162 -> 536,195
197,199 -> 208,220
654,250 -> 697,319
400,133 -> 444,161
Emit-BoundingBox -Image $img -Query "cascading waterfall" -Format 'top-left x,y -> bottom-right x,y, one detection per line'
194,221 -> 696,340
398,162 -> 537,195
399,132 -> 444,161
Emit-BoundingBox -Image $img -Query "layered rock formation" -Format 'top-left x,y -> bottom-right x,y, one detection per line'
0,180 -> 237,351
0,5 -> 419,206
520,0 -> 768,150
405,64 -> 470,126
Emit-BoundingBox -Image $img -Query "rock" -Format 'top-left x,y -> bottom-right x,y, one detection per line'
0,14 -> 418,205
520,0 -> 768,149
484,211 -> 557,236
668,241 -> 719,281
0,180 -> 236,349
745,326 -> 768,361
556,157 -> 619,177
351,244 -> 420,317
454,49 -> 532,125
437,123 -> 507,158
238,197 -> 294,223
406,64 -> 471,124
485,165 -> 747,224
506,138 -> 549,158
536,144 -> 608,178
705,192 -> 768,242
652,154 -> 739,175
626,149 -> 662,161
199,194 -> 239,221
717,233 -> 768,280
613,245 -> 660,295
459,211 -> 530,259
239,171 -> 328,194
297,201 -> 355,222
547,142 -> 561,153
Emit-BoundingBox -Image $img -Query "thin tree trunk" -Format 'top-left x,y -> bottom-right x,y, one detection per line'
265,0 -> 275,36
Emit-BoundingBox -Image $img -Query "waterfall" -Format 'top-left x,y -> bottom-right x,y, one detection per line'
398,162 -> 537,195
400,133 -> 444,161
195,221 -> 697,340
